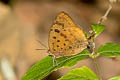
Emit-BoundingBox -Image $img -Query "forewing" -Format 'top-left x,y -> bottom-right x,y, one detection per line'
53,12 -> 76,28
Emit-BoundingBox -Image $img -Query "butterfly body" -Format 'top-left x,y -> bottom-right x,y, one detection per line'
48,12 -> 88,58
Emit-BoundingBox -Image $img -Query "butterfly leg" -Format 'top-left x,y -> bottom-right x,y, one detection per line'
59,52 -> 68,59
47,50 -> 58,66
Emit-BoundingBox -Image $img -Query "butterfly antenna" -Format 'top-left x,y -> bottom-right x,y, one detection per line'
36,49 -> 48,50
36,40 -> 48,50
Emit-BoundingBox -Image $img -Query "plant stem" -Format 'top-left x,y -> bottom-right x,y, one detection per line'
88,1 -> 114,80
93,58 -> 102,80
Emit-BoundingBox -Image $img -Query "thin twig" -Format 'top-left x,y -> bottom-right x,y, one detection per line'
97,3 -> 112,24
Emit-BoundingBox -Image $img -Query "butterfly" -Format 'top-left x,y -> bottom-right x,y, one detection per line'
48,11 -> 88,58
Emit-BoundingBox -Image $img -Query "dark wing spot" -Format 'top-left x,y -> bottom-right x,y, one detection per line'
54,49 -> 56,51
55,29 -> 60,33
69,46 -> 72,49
50,29 -> 53,31
53,36 -> 56,39
65,39 -> 69,41
63,29 -> 66,31
60,33 -> 67,38
64,43 -> 66,46
61,48 -> 63,49
60,33 -> 64,36
55,21 -> 64,28
57,45 -> 59,47
57,40 -> 60,42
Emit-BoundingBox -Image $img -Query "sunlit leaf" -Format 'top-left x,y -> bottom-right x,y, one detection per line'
58,66 -> 99,80
97,43 -> 120,57
91,24 -> 105,37
22,50 -> 90,80
108,76 -> 120,80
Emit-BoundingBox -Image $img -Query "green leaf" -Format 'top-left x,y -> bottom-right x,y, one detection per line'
108,76 -> 120,80
85,32 -> 90,38
58,66 -> 99,80
91,24 -> 105,37
97,43 -> 120,57
22,50 -> 90,80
